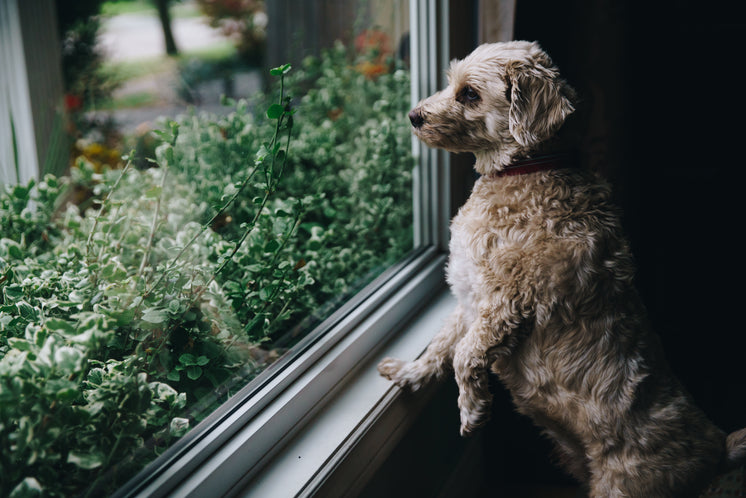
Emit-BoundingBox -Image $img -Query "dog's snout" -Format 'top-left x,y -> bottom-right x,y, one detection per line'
409,108 -> 425,128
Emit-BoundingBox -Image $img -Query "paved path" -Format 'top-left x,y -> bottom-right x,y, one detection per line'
96,7 -> 262,133
99,12 -> 226,61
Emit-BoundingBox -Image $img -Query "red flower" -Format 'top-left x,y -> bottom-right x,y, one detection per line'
64,93 -> 83,112
355,29 -> 391,55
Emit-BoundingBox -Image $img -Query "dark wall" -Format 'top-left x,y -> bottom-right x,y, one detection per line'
485,0 -> 746,487
624,0 -> 746,435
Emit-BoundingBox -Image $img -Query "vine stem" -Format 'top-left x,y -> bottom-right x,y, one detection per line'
144,161 -> 262,296
211,72 -> 293,279
137,165 -> 169,279
173,68 -> 297,332
137,122 -> 180,285
85,156 -> 133,261
144,70 -> 291,298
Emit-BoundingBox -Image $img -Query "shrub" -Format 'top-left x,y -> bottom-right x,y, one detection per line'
195,0 -> 267,65
0,43 -> 413,496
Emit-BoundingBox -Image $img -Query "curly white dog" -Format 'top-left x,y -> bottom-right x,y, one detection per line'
378,41 -> 746,497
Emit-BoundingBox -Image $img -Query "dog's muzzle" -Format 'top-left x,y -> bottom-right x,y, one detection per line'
409,108 -> 425,128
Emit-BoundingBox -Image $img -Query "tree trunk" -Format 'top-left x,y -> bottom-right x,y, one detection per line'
154,0 -> 178,55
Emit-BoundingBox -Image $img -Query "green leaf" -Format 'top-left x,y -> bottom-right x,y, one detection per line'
54,346 -> 84,374
167,370 -> 180,382
141,308 -> 168,324
264,239 -> 281,253
3,284 -> 23,301
167,299 -> 181,313
87,368 -> 105,386
255,143 -> 270,163
45,318 -> 76,335
16,302 -> 39,321
169,417 -> 189,436
259,286 -> 273,301
67,451 -> 104,470
266,104 -> 284,120
144,185 -> 163,199
220,94 -> 236,106
269,64 -> 292,76
47,378 -> 79,402
186,365 -> 202,380
9,477 -> 43,498
179,353 -> 197,366
4,240 -> 23,260
7,337 -> 32,351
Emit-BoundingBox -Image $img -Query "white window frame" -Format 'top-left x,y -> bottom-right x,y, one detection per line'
0,0 -> 67,184
108,1 -> 457,496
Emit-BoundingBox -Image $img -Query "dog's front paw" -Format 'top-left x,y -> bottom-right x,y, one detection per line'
377,357 -> 406,380
377,357 -> 427,391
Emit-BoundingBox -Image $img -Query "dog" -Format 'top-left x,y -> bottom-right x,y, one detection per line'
377,41 -> 746,497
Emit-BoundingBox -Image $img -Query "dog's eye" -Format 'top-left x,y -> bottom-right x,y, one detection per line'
457,86 -> 481,105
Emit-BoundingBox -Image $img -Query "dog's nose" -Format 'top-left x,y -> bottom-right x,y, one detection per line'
409,108 -> 425,128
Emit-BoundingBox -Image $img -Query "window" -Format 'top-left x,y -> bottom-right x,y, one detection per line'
1,1 -> 453,496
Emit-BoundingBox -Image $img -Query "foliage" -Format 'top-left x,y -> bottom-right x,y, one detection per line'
0,42 -> 412,497
195,0 -> 266,64
57,0 -> 119,113
172,42 -> 413,338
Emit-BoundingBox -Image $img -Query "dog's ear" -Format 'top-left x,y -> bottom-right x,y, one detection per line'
505,58 -> 575,147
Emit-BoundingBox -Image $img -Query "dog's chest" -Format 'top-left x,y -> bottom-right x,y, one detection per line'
446,183 -> 521,311
446,218 -> 482,308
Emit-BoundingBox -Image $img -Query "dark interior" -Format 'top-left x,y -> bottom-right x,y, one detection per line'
362,1 -> 746,495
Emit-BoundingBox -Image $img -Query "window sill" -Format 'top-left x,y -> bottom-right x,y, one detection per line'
240,287 -> 455,497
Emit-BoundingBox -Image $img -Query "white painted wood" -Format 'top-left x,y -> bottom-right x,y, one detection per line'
0,0 -> 66,185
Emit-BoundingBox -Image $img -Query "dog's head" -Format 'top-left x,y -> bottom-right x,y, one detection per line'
409,41 -> 576,172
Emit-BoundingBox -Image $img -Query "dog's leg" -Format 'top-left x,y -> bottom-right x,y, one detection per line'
453,303 -> 524,435
378,305 -> 469,391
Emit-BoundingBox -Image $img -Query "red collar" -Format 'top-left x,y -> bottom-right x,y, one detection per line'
495,153 -> 573,177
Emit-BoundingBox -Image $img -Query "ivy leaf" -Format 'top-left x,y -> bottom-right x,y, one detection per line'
16,302 -> 38,321
7,337 -> 31,351
169,417 -> 189,437
9,477 -> 43,498
3,284 -> 23,301
67,451 -> 104,470
141,308 -> 168,324
54,347 -> 84,375
259,286 -> 273,302
45,318 -> 76,335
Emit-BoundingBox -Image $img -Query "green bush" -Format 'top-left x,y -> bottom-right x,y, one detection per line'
0,45 -> 412,496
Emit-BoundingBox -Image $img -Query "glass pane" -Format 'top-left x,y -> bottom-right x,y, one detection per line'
0,0 -> 415,496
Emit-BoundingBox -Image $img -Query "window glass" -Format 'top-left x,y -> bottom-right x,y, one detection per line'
0,1 -> 414,495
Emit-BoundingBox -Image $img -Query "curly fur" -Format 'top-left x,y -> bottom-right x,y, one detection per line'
378,40 -> 746,497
